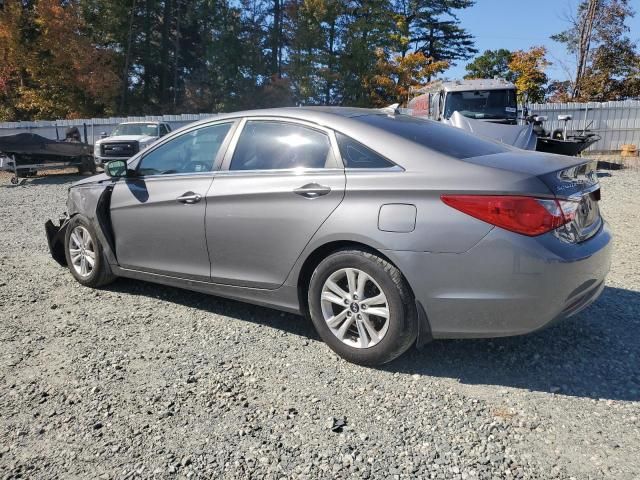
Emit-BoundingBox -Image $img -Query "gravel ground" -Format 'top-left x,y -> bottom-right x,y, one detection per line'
0,168 -> 639,479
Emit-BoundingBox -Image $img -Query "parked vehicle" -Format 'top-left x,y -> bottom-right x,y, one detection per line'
408,79 -> 599,155
409,79 -> 520,124
93,121 -> 172,166
45,108 -> 611,365
526,114 -> 601,156
0,131 -> 94,184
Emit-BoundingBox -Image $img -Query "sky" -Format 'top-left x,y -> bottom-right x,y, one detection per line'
444,0 -> 640,82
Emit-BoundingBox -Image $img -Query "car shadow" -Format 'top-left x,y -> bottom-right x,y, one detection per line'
124,178 -> 149,203
106,280 -> 639,401
390,286 -> 640,402
105,278 -> 320,341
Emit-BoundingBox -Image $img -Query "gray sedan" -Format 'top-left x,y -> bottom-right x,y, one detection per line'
45,108 -> 612,365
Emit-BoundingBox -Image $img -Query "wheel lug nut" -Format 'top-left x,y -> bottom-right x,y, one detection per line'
357,314 -> 362,320
353,294 -> 358,300
347,311 -> 352,317
344,299 -> 349,305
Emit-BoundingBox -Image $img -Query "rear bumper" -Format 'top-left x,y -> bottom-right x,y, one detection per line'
388,222 -> 612,338
45,215 -> 70,266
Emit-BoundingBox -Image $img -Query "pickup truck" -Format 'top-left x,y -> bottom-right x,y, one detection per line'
93,121 -> 172,166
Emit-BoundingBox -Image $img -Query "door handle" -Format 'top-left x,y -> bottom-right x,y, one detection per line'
294,183 -> 331,199
177,192 -> 202,204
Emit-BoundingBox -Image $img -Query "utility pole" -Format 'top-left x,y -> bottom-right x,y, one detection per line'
573,0 -> 599,99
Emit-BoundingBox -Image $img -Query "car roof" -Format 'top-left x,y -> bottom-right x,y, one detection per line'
194,106 -> 379,125
176,107 -> 512,169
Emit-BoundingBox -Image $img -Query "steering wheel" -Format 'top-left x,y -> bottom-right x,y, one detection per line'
183,160 -> 210,173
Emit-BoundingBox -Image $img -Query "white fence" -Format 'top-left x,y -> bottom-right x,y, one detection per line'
526,100 -> 640,153
1,100 -> 640,152
0,113 -> 218,146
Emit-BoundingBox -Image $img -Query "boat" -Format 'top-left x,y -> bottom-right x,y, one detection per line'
0,130 -> 95,184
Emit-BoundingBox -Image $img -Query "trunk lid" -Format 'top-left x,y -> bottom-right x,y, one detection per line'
464,151 -> 602,242
539,160 -> 602,243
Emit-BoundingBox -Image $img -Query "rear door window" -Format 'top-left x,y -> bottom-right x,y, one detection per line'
230,121 -> 336,171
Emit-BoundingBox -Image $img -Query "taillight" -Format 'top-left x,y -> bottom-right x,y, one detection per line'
441,195 -> 579,237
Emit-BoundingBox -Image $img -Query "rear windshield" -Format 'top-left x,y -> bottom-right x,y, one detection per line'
356,114 -> 509,159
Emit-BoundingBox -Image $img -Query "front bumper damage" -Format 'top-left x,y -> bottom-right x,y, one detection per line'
45,213 -> 70,266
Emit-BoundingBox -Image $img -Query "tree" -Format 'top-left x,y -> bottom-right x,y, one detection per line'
464,49 -> 514,81
1,0 -> 480,118
0,0 -> 120,120
392,0 -> 476,67
367,50 -> 448,106
339,0 -> 396,106
578,38 -> 640,100
551,0 -> 637,99
284,0 -> 330,104
508,46 -> 550,103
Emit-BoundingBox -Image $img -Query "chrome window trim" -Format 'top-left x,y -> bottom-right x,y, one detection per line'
344,166 -> 405,173
214,167 -> 344,177
131,171 -> 221,182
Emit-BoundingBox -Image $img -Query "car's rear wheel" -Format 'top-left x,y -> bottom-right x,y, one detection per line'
308,249 -> 418,366
64,215 -> 116,288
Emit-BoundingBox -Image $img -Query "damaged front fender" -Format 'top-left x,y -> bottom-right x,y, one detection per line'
46,177 -> 118,269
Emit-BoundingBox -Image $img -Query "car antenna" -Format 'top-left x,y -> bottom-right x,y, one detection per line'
380,103 -> 400,115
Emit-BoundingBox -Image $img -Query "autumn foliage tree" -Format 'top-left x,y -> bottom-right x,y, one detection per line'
0,0 -> 476,120
367,49 -> 448,106
0,0 -> 120,121
508,46 -> 550,103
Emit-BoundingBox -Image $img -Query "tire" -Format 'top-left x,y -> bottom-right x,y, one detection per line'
64,215 -> 116,288
78,156 -> 96,175
307,249 -> 418,366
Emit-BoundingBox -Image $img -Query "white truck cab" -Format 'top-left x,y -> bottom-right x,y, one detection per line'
409,79 -> 519,125
94,121 -> 172,166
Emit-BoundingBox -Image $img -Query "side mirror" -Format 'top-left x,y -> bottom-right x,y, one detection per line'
105,159 -> 129,178
100,131 -> 108,139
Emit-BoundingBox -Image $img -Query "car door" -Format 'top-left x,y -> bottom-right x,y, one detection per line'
110,121 -> 237,280
205,118 -> 346,289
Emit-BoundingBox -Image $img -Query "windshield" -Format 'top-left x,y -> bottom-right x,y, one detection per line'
444,89 -> 517,120
111,123 -> 159,137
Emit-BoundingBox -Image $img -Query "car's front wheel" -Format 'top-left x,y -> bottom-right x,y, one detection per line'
308,249 -> 418,366
64,215 -> 116,288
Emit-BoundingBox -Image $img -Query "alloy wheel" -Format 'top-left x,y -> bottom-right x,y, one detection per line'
320,268 -> 390,349
69,226 -> 95,278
